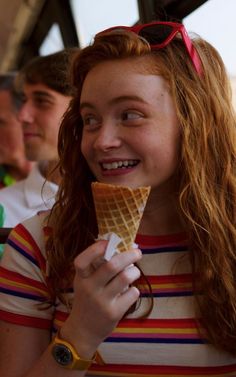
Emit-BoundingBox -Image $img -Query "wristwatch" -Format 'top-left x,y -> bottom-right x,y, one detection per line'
51,333 -> 96,370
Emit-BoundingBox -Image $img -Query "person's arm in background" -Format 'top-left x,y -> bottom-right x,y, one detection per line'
0,204 -> 5,258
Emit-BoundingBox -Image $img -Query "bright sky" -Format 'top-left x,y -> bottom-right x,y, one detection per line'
184,0 -> 236,77
40,0 -> 236,77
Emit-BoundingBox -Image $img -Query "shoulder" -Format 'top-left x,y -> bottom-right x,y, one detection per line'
21,210 -> 50,241
6,211 -> 51,264
0,211 -> 54,329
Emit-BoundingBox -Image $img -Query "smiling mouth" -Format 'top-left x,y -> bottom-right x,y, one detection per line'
101,159 -> 139,171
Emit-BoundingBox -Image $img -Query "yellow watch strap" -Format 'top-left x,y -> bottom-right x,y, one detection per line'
55,335 -> 95,369
52,331 -> 105,370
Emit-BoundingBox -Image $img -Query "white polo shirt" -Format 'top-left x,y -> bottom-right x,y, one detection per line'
0,164 -> 58,227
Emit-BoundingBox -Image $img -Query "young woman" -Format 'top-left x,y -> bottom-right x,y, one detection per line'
0,22 -> 236,376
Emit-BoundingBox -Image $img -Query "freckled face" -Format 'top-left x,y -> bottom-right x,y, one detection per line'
80,58 -> 181,194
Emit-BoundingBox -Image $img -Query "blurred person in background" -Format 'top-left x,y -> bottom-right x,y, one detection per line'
0,49 -> 78,230
0,73 -> 33,188
0,73 -> 34,256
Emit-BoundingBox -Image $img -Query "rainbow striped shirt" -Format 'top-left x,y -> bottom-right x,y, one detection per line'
0,213 -> 236,376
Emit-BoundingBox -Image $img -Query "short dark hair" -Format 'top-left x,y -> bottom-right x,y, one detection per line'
17,48 -> 79,96
0,73 -> 22,111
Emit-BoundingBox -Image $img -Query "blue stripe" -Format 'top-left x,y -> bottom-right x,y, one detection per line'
140,291 -> 193,298
0,287 -> 45,302
7,239 -> 39,267
141,246 -> 188,254
105,337 -> 205,344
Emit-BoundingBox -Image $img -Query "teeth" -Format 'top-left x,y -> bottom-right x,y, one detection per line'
102,160 -> 137,170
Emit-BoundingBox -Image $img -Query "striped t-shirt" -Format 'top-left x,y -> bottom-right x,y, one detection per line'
0,212 -> 236,376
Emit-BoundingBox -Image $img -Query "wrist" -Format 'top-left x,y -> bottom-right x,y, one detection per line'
51,329 -> 104,370
60,325 -> 97,360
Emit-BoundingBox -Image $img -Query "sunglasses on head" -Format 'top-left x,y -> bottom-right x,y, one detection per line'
97,22 -> 202,76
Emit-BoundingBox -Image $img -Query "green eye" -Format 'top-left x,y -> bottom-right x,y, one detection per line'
83,115 -> 99,127
122,111 -> 142,121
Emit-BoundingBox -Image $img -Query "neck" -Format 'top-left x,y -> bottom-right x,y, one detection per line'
38,161 -> 61,185
138,189 -> 185,236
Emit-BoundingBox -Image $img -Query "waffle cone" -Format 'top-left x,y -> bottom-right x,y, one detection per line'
91,182 -> 151,252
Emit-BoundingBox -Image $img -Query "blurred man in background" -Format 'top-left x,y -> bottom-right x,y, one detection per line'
0,48 -> 78,229
0,73 -> 33,188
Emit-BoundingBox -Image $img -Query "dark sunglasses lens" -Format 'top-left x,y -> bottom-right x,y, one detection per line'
139,24 -> 173,45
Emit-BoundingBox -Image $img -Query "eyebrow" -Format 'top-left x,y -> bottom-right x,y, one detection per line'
80,95 -> 148,111
24,90 -> 55,103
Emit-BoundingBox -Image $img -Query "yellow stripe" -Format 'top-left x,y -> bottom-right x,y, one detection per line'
12,231 -> 34,251
139,283 -> 192,289
54,319 -> 63,328
0,277 -> 48,296
114,328 -> 198,334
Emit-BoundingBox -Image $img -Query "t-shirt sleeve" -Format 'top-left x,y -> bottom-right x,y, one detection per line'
0,215 -> 54,329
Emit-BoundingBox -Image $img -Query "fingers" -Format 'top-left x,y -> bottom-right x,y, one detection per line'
105,263 -> 141,297
74,241 -> 142,283
118,285 -> 140,309
93,248 -> 142,287
74,240 -> 107,278
71,243 -> 142,336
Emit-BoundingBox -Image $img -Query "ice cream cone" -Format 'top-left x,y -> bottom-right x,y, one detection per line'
91,182 -> 151,252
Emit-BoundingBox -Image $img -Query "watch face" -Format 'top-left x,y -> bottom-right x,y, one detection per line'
52,344 -> 73,366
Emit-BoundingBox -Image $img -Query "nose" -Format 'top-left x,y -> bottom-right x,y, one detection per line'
93,123 -> 122,152
17,101 -> 34,124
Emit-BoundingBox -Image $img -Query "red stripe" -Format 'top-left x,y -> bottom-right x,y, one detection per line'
138,274 -> 192,284
54,315 -> 200,332
55,310 -> 69,321
0,266 -> 48,292
136,232 -> 187,247
0,310 -> 52,329
11,224 -> 46,272
119,318 -> 199,329
90,363 -> 236,374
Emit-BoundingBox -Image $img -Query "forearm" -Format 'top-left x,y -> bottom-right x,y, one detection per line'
24,345 -> 88,377
0,321 -> 96,377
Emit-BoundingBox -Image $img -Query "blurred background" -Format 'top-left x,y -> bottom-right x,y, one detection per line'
0,0 -> 235,106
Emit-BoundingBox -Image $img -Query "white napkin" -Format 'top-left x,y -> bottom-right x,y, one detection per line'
97,232 -> 138,261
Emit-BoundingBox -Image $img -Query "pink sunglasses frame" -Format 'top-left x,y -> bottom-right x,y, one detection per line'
97,21 -> 202,76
